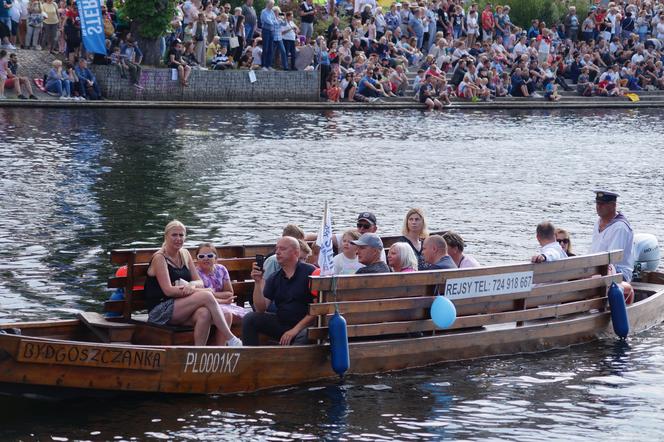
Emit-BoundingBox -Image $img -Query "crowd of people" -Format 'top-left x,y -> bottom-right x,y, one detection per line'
144,190 -> 635,348
2,0 -> 664,101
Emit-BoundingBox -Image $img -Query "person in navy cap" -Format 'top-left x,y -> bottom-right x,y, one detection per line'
590,190 -> 635,299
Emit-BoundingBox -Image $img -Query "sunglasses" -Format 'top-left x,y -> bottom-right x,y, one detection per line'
557,238 -> 569,244
357,223 -> 372,229
197,253 -> 216,259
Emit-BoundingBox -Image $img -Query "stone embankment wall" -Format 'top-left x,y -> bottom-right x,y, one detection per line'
92,66 -> 321,102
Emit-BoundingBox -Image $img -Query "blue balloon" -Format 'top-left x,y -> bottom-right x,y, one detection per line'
431,295 -> 457,329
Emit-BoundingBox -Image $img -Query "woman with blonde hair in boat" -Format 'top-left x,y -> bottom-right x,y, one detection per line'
554,228 -> 576,257
398,208 -> 430,270
388,242 -> 418,273
143,220 -> 242,346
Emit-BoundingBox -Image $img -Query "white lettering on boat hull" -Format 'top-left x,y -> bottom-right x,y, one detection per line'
183,352 -> 240,374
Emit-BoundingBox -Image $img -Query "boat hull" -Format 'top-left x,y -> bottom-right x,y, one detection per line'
1,287 -> 662,397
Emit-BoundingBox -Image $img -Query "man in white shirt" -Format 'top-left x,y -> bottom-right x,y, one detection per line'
531,221 -> 567,263
590,190 -> 634,283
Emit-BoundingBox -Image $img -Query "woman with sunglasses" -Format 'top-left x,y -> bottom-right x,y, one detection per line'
143,221 -> 242,346
555,228 -> 575,257
195,242 -> 248,324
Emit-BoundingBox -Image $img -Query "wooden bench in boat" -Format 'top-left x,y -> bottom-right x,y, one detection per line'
99,234 -> 443,344
307,251 -> 625,342
96,249 -> 260,345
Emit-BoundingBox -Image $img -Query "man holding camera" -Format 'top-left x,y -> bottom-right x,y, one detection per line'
243,236 -> 316,346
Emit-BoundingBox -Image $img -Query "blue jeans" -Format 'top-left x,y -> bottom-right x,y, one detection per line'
80,80 -> 101,99
284,39 -> 296,70
262,28 -> 274,68
245,23 -> 255,42
0,16 -> 12,32
274,39 -> 287,70
46,79 -> 71,97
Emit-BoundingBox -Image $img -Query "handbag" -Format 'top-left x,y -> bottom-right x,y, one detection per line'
229,36 -> 239,49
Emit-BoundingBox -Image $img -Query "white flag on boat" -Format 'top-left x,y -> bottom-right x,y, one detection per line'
316,201 -> 334,276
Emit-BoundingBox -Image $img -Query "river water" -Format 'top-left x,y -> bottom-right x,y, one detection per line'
0,107 -> 663,440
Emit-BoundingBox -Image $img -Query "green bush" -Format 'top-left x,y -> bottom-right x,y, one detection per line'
476,0 -> 589,30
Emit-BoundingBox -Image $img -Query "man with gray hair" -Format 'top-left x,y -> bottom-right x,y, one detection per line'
353,233 -> 390,274
531,221 -> 567,263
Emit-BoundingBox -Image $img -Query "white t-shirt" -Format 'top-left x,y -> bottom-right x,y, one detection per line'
333,253 -> 364,275
590,216 -> 634,282
539,241 -> 568,262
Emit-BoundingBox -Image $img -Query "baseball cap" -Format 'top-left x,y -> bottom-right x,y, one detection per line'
357,212 -> 377,225
351,233 -> 384,249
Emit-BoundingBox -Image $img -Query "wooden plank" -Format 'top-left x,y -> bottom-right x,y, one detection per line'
310,251 -> 624,291
77,312 -> 136,343
307,296 -> 608,340
318,285 -> 431,303
109,233 -> 444,265
310,296 -> 435,316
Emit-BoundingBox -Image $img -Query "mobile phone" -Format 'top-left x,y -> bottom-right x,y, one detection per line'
255,254 -> 265,270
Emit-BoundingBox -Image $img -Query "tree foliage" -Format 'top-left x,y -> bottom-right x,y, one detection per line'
476,0 -> 589,30
121,0 -> 178,39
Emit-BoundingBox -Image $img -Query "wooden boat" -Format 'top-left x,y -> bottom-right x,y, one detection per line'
1,249 -> 663,397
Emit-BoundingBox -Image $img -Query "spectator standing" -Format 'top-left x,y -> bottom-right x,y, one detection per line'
260,0 -> 278,70
191,13 -> 207,67
481,4 -> 495,42
299,0 -> 315,43
282,11 -> 298,70
25,0 -> 42,49
241,0 -> 256,43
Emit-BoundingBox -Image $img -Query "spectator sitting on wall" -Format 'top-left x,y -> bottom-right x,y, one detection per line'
211,45 -> 233,70
74,58 -> 102,100
167,39 -> 192,87
5,52 -> 37,99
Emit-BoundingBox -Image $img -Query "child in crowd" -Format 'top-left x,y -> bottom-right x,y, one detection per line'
110,46 -> 129,79
412,68 -> 425,97
543,77 -> 560,101
195,242 -> 249,325
211,46 -> 233,70
333,230 -> 363,275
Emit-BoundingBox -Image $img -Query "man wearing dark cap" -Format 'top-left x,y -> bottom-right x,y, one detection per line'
353,233 -> 390,274
590,190 -> 634,284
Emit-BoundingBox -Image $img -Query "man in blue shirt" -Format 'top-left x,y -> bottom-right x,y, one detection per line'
260,0 -> 278,70
75,58 -> 102,100
423,235 -> 457,270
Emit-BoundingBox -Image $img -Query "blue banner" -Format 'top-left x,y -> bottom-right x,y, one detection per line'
79,0 -> 106,55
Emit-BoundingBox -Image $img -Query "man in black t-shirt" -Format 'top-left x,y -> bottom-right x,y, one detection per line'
354,233 -> 390,274
244,237 -> 316,346
299,0 -> 315,43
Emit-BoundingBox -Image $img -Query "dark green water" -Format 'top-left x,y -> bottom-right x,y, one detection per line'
0,108 -> 663,440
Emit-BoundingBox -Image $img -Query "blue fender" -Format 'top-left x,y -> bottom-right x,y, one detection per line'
328,311 -> 350,377
608,282 -> 629,339
104,288 -> 125,318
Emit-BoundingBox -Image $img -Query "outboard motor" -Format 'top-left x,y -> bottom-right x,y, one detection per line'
633,233 -> 661,279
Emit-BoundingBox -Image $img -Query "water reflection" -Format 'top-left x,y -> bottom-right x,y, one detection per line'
1,107 -> 664,439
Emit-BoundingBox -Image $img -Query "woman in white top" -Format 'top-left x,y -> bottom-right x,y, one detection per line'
466,11 -> 480,47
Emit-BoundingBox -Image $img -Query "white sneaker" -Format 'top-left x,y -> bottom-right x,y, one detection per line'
59,95 -> 68,100
531,92 -> 542,98
5,43 -> 16,50
36,45 -> 42,50
0,95 -> 6,99
226,336 -> 243,347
